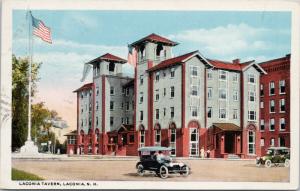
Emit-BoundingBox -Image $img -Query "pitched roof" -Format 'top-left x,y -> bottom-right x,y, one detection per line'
213,123 -> 242,131
73,83 -> 93,92
258,54 -> 290,69
147,51 -> 199,72
130,33 -> 178,46
207,59 -> 252,71
87,53 -> 127,64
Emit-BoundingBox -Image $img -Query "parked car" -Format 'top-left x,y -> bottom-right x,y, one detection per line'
136,146 -> 190,179
256,147 -> 290,168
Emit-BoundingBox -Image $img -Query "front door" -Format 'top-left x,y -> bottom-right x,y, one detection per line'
225,133 -> 234,153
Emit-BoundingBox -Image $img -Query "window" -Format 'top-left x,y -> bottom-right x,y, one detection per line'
122,88 -> 125,95
110,117 -> 114,126
171,68 -> 175,78
233,109 -> 238,119
140,75 -> 144,85
96,101 -> 99,111
89,103 -> 92,113
260,101 -> 264,109
219,108 -> 226,119
126,88 -> 129,96
270,138 -> 275,146
156,109 -> 159,120
126,102 -> 130,111
155,72 -> 160,82
269,81 -> 275,95
121,102 -> 124,109
207,107 -> 212,118
163,108 -> 166,117
96,117 -> 98,127
270,118 -> 275,131
248,131 -> 255,154
191,85 -> 198,96
121,117 -> 124,124
280,99 -> 285,112
260,119 -> 265,131
139,130 -> 145,148
81,108 -> 83,113
248,74 -> 256,83
208,87 -> 213,100
110,101 -> 114,110
233,91 -> 238,101
156,44 -> 163,57
140,111 -> 143,121
191,106 -> 198,117
219,70 -> 227,80
260,84 -> 264,96
170,129 -> 176,156
248,110 -> 256,121
81,92 -> 84,99
248,91 -> 256,102
68,136 -> 76,144
189,128 -> 199,156
170,86 -> 175,98
219,89 -> 227,99
279,80 -> 285,94
163,71 -> 166,77
126,117 -> 129,124
109,62 -> 115,72
233,73 -> 238,82
280,118 -> 286,130
155,89 -> 159,101
270,100 -> 275,113
279,137 -> 285,147
155,129 -> 161,146
191,66 -> 198,76
207,70 -> 213,79
170,107 -> 174,118
129,134 -> 135,143
110,87 -> 115,95
260,138 -> 265,147
96,87 -> 99,96
163,88 -> 166,97
139,93 -> 143,103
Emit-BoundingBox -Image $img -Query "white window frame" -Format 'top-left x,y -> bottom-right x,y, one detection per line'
110,101 -> 114,111
191,66 -> 198,77
279,80 -> 286,94
155,89 -> 159,101
140,75 -> 144,85
140,111 -> 143,121
233,109 -> 238,119
260,84 -> 264,96
155,72 -> 160,82
248,131 -> 256,155
191,106 -> 198,117
280,99 -> 285,113
110,86 -> 115,95
189,128 -> 199,157
207,70 -> 213,80
280,118 -> 286,131
207,107 -> 212,118
269,81 -> 275,95
170,68 -> 175,78
233,91 -> 238,101
156,109 -> 159,120
219,88 -> 227,100
139,92 -> 143,103
219,108 -> 226,119
260,138 -> 265,147
191,85 -> 198,96
248,110 -> 256,121
170,107 -> 175,118
170,129 -> 176,156
155,129 -> 161,146
170,86 -> 175,98
233,73 -> 238,82
208,87 -> 213,100
260,101 -> 264,109
270,100 -> 275,113
139,130 -> 145,148
248,91 -> 256,102
270,118 -> 275,131
260,119 -> 265,131
248,74 -> 256,84
219,70 -> 227,81
270,138 -> 275,146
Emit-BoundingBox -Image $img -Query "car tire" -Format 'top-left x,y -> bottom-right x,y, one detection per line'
256,161 -> 261,167
181,166 -> 190,177
159,165 -> 169,179
137,164 -> 145,176
265,159 -> 272,168
284,159 -> 290,167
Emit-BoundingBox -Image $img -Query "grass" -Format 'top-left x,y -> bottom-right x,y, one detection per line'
12,168 -> 44,180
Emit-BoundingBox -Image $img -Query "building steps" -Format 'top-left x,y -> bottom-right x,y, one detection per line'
227,154 -> 240,160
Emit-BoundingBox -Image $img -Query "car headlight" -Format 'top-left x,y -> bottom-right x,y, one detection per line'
262,156 -> 266,160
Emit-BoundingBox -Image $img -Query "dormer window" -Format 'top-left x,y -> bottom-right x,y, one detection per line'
109,62 -> 115,72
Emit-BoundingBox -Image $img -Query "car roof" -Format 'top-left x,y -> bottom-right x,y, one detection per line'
138,146 -> 172,152
268,146 -> 290,150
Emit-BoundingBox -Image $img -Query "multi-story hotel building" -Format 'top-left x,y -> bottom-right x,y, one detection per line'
66,33 -> 268,158
258,54 -> 290,155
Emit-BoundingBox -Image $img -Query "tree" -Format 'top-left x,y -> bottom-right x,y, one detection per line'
12,55 -> 41,151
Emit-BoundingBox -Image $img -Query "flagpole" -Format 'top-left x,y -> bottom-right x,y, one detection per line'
27,11 -> 32,141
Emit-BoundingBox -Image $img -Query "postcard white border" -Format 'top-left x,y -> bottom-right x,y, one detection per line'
1,0 -> 299,190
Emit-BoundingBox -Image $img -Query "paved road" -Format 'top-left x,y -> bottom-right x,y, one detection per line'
12,159 -> 289,182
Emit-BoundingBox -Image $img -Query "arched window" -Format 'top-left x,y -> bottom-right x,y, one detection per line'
156,44 -> 163,57
248,131 -> 255,154
169,122 -> 176,156
154,123 -> 161,146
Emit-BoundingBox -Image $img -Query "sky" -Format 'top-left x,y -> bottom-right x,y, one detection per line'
12,10 -> 291,134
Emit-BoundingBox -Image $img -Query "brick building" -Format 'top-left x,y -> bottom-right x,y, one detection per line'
258,54 -> 290,155
66,33 -> 271,158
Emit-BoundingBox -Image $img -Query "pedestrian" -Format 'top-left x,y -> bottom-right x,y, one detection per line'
206,149 -> 210,158
200,147 -> 205,158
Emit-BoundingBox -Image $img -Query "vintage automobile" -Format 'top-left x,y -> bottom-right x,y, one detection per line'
256,147 -> 290,168
136,146 -> 190,179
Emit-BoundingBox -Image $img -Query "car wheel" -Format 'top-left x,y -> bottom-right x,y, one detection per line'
159,165 -> 169,179
181,166 -> 190,177
284,159 -> 290,167
137,164 -> 145,176
265,159 -> 272,168
256,161 -> 261,167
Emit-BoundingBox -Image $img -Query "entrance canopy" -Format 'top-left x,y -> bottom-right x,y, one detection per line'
213,123 -> 242,134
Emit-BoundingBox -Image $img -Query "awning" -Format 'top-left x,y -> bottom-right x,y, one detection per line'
213,123 -> 242,132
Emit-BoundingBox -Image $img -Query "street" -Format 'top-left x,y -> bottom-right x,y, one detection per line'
12,158 -> 289,182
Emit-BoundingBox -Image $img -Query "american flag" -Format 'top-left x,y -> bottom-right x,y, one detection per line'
30,12 -> 52,44
128,44 -> 137,67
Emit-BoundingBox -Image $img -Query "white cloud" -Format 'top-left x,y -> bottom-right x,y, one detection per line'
168,23 -> 276,57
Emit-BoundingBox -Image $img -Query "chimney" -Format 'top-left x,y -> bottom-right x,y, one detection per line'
232,59 -> 240,64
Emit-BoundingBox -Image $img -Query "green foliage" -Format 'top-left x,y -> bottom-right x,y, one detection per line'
12,55 -> 41,151
12,168 -> 44,180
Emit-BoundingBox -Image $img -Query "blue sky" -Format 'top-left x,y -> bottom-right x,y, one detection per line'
12,10 -> 291,130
